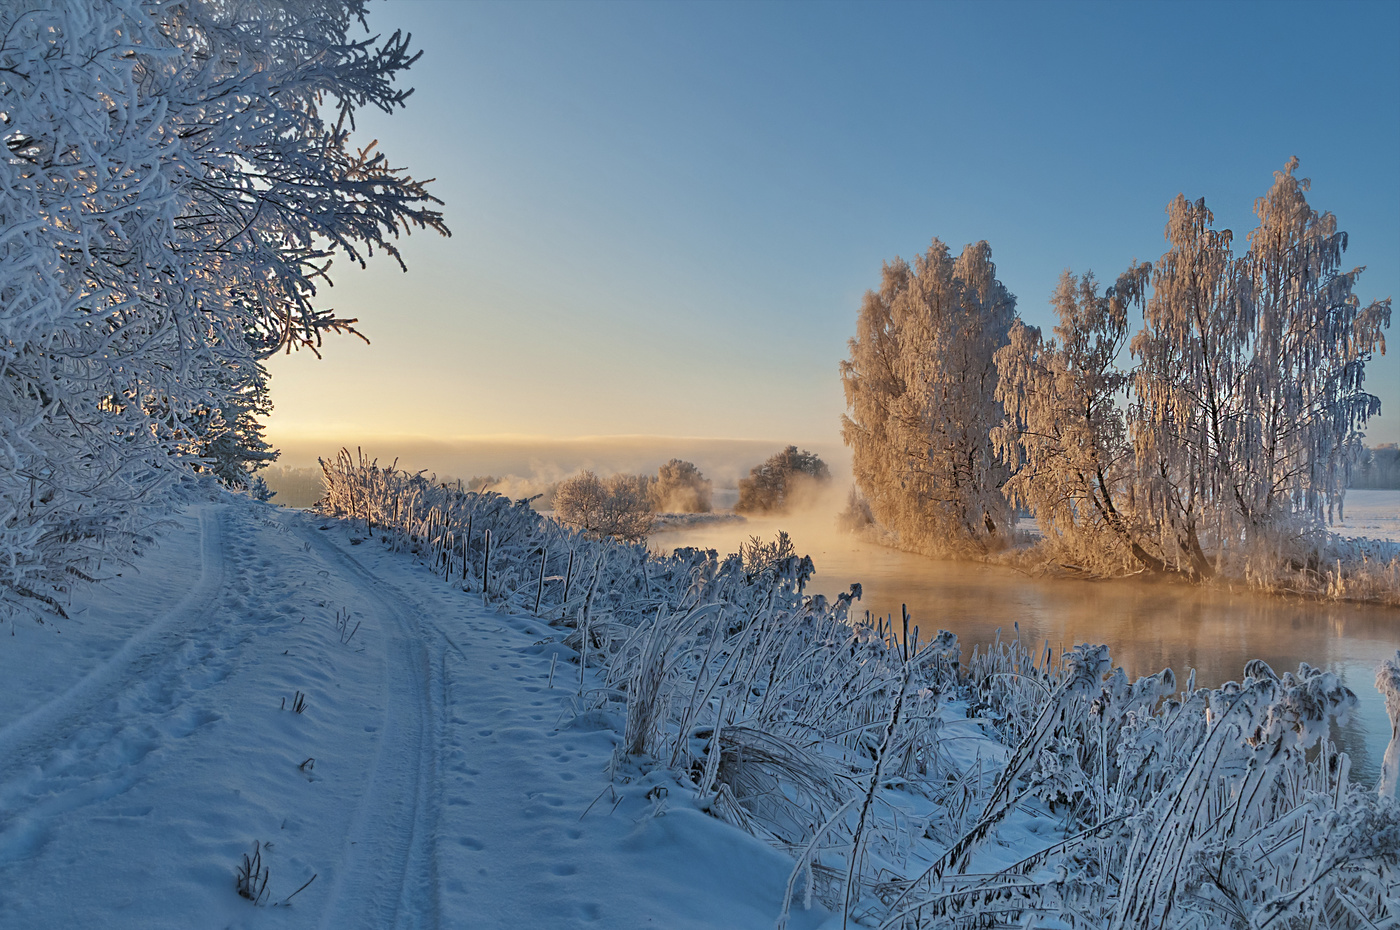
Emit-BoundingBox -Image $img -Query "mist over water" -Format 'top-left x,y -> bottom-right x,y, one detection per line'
269,433 -> 849,499
654,497 -> 1398,784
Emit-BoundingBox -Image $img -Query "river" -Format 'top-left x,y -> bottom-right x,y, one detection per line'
652,492 -> 1400,784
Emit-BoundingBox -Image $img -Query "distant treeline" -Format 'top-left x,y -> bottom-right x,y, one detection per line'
261,447 -> 833,534
1352,444 -> 1400,490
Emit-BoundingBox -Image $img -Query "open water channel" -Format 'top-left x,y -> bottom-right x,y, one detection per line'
653,495 -> 1400,784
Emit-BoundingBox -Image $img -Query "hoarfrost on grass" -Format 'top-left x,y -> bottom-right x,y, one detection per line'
321,451 -> 1400,929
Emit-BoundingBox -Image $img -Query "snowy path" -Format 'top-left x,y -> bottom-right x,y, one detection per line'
0,498 -> 825,929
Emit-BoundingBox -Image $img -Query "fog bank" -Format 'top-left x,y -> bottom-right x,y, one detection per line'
268,433 -> 851,492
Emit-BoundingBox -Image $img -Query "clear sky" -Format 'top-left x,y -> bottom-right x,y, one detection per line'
265,0 -> 1400,470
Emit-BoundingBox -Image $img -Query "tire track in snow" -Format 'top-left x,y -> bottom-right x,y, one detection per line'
0,505 -> 228,862
298,523 -> 442,930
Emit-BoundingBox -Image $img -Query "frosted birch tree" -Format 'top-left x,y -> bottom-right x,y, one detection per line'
996,160 -> 1389,581
1131,160 -> 1389,579
993,266 -> 1157,572
841,240 -> 1015,554
1237,158 -> 1390,533
0,0 -> 447,618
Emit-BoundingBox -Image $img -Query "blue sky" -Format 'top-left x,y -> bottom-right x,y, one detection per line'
266,0 -> 1400,462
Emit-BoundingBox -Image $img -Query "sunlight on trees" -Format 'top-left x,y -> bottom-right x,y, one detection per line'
554,471 -> 655,541
856,161 -> 1392,586
0,0 -> 446,617
736,447 -> 831,514
841,241 -> 1016,555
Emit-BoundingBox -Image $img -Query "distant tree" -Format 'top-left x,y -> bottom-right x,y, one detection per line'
841,240 -> 1016,554
554,471 -> 655,541
736,447 -> 830,514
1353,445 -> 1400,490
650,459 -> 713,513
261,466 -> 327,509
837,486 -> 875,533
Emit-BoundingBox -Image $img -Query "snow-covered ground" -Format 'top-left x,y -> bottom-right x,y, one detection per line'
0,497 -> 827,929
4,488 -> 1395,929
1336,488 -> 1400,543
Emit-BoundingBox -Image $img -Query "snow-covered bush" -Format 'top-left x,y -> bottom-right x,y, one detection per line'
553,470 -> 655,541
0,0 -> 446,619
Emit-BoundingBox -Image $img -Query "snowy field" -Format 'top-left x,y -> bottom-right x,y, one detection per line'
0,497 -> 828,929
1336,488 -> 1400,543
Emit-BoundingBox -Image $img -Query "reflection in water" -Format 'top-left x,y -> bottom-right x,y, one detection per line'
654,515 -> 1399,784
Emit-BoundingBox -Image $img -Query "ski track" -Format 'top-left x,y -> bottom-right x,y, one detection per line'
298,521 -> 440,930
324,520 -> 827,930
0,499 -> 826,929
0,506 -> 229,866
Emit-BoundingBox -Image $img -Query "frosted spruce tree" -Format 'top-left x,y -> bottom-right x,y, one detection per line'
190,356 -> 279,491
0,0 -> 447,618
841,240 -> 1015,555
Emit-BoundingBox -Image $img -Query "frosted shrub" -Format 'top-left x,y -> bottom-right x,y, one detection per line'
553,471 -> 655,541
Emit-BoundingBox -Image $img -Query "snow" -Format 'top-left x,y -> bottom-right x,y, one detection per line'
0,497 -> 827,929
4,481 -> 1395,928
1336,489 -> 1400,544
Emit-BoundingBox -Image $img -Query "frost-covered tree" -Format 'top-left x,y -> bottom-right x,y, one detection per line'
1131,159 -> 1389,578
841,240 -> 1015,554
649,459 -> 712,513
1238,158 -> 1390,527
554,471 -> 655,541
736,446 -> 830,514
1354,444 -> 1400,490
994,267 -> 1157,572
0,0 -> 447,617
191,358 -> 279,490
997,160 -> 1389,581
